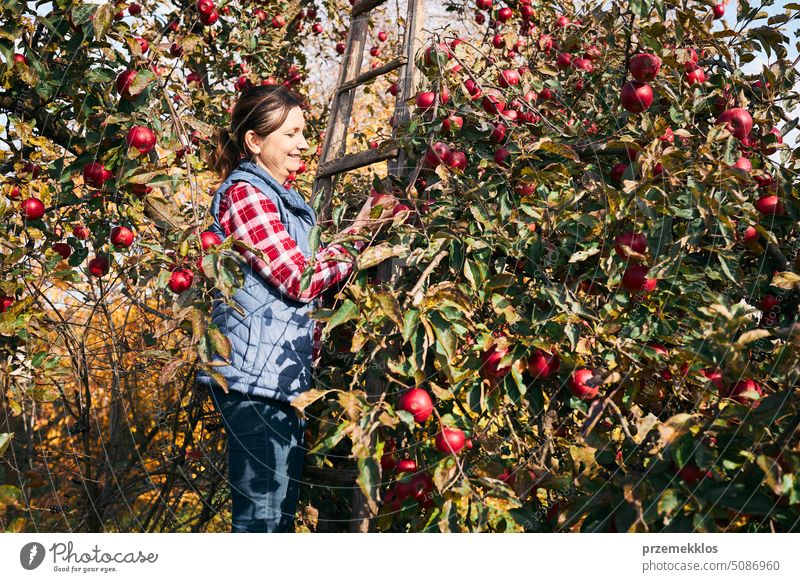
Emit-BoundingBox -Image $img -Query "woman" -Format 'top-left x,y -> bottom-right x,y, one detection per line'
195,84 -> 396,533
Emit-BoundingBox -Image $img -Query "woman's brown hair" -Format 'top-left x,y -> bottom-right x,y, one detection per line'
208,84 -> 305,182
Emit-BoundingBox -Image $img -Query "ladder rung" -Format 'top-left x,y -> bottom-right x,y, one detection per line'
352,0 -> 389,18
317,146 -> 399,179
303,464 -> 358,484
337,56 -> 408,94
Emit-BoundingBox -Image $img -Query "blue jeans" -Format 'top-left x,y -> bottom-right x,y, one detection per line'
208,384 -> 307,533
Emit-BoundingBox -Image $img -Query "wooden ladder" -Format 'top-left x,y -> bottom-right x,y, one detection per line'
307,0 -> 425,532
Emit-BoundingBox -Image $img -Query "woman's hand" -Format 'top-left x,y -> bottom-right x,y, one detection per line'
351,193 -> 398,234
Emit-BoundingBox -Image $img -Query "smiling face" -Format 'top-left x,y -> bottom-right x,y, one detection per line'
244,105 -> 308,185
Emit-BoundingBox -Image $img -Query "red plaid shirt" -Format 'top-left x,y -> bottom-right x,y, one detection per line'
218,181 -> 367,363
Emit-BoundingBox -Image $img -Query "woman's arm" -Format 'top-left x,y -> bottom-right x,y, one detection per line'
219,182 -> 367,304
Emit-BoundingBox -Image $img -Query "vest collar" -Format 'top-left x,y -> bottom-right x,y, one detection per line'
233,159 -> 314,219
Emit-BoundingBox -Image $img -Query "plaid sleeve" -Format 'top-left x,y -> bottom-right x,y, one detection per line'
219,182 -> 368,304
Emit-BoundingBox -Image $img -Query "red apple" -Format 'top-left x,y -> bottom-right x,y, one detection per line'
702,369 -> 724,391
498,69 -> 520,87
676,463 -> 708,485
762,128 -> 783,155
200,231 -> 222,250
380,453 -> 397,472
415,91 -> 437,111
435,426 -> 466,455
135,37 -> 149,53
397,388 -> 434,423
555,52 -> 573,69
168,268 -> 194,293
570,368 -> 599,400
6,184 -> 21,199
13,53 -> 28,65
200,10 -> 218,26
481,345 -> 511,379
520,5 -> 535,21
572,58 -> 593,72
622,264 -> 657,292
482,94 -> 505,115
732,156 -> 752,171
610,162 -> 628,184
712,4 -> 725,18
497,7 -> 512,22
395,458 -> 417,473
196,0 -> 214,15
726,379 -> 763,407
614,231 -> 648,260
21,162 -> 41,178
424,142 -> 451,167
52,242 -> 72,259
684,65 -> 706,85
620,81 -> 653,113
493,147 -> 510,167
423,43 -> 451,67
271,14 -> 286,28
21,197 -> 45,220
716,108 -> 753,141
335,42 -> 346,55
448,150 -> 468,171
82,162 -> 112,188
409,473 -> 433,500
527,350 -> 560,379
754,195 -> 785,216
583,45 -> 602,61
442,115 -> 463,133
72,225 -> 90,240
515,182 -> 536,196
110,226 -> 134,248
0,295 -> 14,312
476,0 -> 492,9
377,30 -> 388,42
392,203 -> 412,223
126,125 -> 157,154
88,256 -> 109,277
628,53 -> 661,82
490,122 -> 506,143
115,69 -> 144,100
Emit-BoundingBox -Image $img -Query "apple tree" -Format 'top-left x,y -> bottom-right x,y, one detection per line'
299,0 -> 800,532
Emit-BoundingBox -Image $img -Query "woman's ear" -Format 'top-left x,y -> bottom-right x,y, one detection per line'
244,130 -> 261,157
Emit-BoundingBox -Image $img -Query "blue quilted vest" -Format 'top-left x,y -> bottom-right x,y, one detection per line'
195,159 -> 320,404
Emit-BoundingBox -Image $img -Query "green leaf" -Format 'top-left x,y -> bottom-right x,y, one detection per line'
402,309 -> 420,343
128,68 -> 156,96
356,457 -> 380,515
374,291 -> 403,329
428,310 -> 456,362
291,389 -> 334,415
0,485 -> 22,508
357,243 -> 407,270
0,433 -> 13,457
568,247 -> 600,263
657,489 -> 682,516
328,299 -> 360,331
92,2 -> 114,42
771,271 -> 800,290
